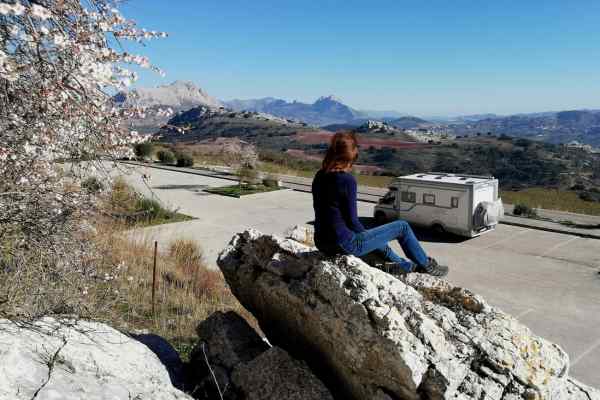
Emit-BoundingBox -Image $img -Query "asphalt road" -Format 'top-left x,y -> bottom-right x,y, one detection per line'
116,163 -> 600,388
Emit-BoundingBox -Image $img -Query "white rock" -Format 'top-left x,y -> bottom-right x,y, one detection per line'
218,229 -> 600,400
0,318 -> 192,400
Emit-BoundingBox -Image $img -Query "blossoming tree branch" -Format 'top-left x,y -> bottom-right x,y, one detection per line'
0,0 -> 167,245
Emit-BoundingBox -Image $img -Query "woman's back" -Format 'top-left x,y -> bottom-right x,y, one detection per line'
312,170 -> 359,253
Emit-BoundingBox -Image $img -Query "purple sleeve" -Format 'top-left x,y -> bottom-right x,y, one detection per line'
345,175 -> 366,233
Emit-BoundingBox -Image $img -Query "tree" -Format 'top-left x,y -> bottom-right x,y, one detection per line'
0,1 -> 166,320
221,140 -> 259,190
134,142 -> 154,160
157,149 -> 176,164
176,152 -> 194,167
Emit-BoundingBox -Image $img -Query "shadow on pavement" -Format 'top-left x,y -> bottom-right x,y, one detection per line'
153,184 -> 209,191
306,217 -> 469,244
358,217 -> 469,244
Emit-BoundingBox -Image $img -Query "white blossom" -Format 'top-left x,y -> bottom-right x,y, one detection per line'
30,4 -> 51,20
0,0 -> 167,257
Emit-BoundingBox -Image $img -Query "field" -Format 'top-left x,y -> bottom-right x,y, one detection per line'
295,131 -> 427,150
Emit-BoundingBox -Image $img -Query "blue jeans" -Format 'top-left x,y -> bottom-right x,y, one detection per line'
339,220 -> 429,272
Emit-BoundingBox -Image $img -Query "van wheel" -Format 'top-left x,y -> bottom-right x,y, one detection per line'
374,211 -> 387,226
432,224 -> 446,235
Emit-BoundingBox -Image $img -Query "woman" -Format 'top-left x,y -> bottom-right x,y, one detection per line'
311,131 -> 448,277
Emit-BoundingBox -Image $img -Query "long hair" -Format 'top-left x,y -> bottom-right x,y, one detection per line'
322,131 -> 359,172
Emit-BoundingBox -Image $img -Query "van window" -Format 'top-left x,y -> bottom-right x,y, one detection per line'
401,191 -> 416,203
379,191 -> 396,205
423,194 -> 436,205
451,197 -> 459,208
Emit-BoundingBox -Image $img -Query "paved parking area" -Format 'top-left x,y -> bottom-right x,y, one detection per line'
117,164 -> 600,387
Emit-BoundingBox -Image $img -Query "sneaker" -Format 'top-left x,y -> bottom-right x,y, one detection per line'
414,258 -> 449,277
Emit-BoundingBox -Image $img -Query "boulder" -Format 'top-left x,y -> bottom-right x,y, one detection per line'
232,347 -> 334,400
188,311 -> 332,400
0,317 -> 192,400
217,229 -> 600,400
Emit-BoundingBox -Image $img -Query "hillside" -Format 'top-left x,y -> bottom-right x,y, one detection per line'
114,81 -> 222,133
155,105 -> 316,148
447,110 -> 600,146
225,95 -> 358,126
156,104 -> 600,192
387,116 -> 431,129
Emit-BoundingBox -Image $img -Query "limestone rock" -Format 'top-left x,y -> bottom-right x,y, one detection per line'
188,311 -> 269,399
285,224 -> 315,246
131,332 -> 186,390
217,229 -> 600,400
189,311 -> 332,400
0,317 -> 192,400
232,347 -> 334,400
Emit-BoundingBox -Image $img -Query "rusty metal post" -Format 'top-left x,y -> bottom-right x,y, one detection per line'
152,241 -> 157,316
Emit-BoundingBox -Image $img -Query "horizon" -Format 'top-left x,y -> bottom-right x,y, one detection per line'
121,1 -> 600,117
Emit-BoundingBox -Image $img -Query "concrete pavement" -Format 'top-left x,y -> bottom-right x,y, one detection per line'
116,164 -> 600,388
121,160 -> 600,238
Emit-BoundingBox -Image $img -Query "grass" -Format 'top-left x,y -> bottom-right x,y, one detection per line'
93,222 -> 254,362
501,188 -> 600,216
93,180 -> 255,361
205,183 -> 281,198
108,178 -> 193,226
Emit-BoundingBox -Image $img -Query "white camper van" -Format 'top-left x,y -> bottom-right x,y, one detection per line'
374,173 -> 504,237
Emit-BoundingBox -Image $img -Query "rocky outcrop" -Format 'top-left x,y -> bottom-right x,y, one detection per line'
0,318 -> 192,400
188,311 -> 333,400
217,229 -> 600,400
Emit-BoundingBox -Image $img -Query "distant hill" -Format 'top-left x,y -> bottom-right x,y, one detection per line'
447,109 -> 600,146
387,116 -> 430,129
224,95 -> 358,126
321,122 -> 361,132
114,81 -> 222,133
154,106 -> 315,149
115,80 -> 221,109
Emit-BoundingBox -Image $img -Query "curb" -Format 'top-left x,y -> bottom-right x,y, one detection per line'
499,219 -> 600,240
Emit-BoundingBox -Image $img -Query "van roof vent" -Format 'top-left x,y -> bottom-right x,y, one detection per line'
466,180 -> 475,184
459,177 -> 467,180
417,174 -> 426,178
435,176 -> 443,179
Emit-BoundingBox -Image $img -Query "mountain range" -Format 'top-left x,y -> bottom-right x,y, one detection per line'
224,95 -> 361,126
117,81 -> 600,146
446,110 -> 600,145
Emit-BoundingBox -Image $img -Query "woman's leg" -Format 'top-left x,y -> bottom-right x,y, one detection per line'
340,220 -> 429,269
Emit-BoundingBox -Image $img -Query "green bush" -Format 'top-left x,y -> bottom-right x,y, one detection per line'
579,191 -> 600,203
262,177 -> 280,188
238,165 -> 259,184
134,142 -> 154,159
135,197 -> 175,221
81,176 -> 104,194
513,203 -> 537,218
157,150 -> 176,164
176,153 -> 194,167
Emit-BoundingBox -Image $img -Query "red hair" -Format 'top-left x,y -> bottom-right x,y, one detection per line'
322,131 -> 359,172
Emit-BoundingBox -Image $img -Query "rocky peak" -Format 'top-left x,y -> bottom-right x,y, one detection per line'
114,80 -> 221,110
315,95 -> 343,104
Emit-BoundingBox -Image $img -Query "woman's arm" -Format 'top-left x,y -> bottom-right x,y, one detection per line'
345,174 -> 366,233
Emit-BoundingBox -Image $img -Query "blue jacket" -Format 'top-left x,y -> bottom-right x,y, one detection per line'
312,170 -> 365,254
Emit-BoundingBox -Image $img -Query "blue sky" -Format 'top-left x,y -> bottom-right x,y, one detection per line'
121,1 -> 600,116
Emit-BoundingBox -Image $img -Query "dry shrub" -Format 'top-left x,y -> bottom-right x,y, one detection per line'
92,220 -> 255,358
